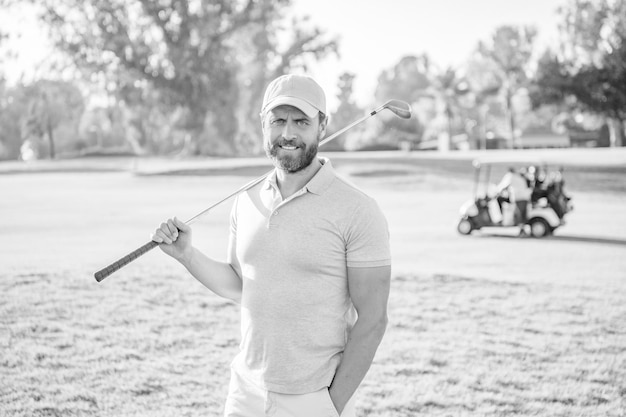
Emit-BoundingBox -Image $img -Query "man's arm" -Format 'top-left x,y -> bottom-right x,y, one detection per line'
152,217 -> 242,303
178,247 -> 242,303
497,172 -> 512,192
329,265 -> 391,414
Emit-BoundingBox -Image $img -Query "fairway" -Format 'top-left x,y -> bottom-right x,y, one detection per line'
1,149 -> 625,416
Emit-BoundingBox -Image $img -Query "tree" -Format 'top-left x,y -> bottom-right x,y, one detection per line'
478,25 -> 537,148
530,0 -> 626,146
0,80 -> 84,160
375,55 -> 430,105
18,0 -> 337,156
371,56 -> 427,149
0,79 -> 24,160
24,90 -> 57,158
465,57 -> 503,149
420,65 -> 471,150
325,72 -> 363,151
21,80 -> 85,159
375,55 -> 476,151
0,18 -> 22,159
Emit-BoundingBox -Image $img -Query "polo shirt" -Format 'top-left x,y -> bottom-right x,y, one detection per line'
227,157 -> 391,394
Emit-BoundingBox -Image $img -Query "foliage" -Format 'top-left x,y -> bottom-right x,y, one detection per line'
556,0 -> 626,68
530,0 -> 626,130
371,56 -> 426,149
463,57 -> 504,149
17,0 -> 337,156
374,55 -> 482,151
478,26 -> 537,87
324,72 -> 362,151
375,55 -> 430,104
420,65 -> 472,150
5,1 -> 623,157
22,80 -> 85,158
0,80 -> 84,160
0,80 -> 25,160
477,25 -> 538,148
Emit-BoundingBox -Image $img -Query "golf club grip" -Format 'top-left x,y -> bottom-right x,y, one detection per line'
94,240 -> 159,282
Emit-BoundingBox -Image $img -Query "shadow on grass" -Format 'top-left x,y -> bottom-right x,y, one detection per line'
547,234 -> 626,246
474,232 -> 626,246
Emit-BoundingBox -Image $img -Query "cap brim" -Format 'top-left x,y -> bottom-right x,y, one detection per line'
262,97 -> 320,118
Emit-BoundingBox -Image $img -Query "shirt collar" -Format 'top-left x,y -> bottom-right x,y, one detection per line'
263,169 -> 279,191
262,157 -> 335,196
305,157 -> 334,195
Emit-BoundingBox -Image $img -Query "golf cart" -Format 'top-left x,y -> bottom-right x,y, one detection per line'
457,159 -> 573,238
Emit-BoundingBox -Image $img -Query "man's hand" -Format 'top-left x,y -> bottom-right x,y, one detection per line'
151,217 -> 193,262
329,265 -> 391,414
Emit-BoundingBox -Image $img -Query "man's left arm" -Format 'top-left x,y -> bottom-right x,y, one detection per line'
329,265 -> 391,414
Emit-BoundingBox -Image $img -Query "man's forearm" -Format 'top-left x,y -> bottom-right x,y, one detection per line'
329,316 -> 387,414
179,247 -> 242,303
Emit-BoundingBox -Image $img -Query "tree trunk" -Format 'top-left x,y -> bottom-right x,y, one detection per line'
46,115 -> 55,159
446,105 -> 453,149
479,104 -> 488,150
505,88 -> 517,149
608,118 -> 624,147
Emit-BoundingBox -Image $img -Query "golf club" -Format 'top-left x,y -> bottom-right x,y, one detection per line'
94,99 -> 412,282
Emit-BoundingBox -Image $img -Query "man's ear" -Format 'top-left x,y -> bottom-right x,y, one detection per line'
318,116 -> 328,138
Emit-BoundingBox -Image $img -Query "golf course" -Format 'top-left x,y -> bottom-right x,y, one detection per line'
1,148 -> 625,416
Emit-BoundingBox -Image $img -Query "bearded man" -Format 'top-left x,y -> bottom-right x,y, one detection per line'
152,74 -> 391,417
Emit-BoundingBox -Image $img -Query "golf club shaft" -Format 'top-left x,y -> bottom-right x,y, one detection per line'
183,103 -> 391,224
94,101 -> 409,282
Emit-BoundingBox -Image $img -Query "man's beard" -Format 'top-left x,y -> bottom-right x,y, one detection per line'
265,139 -> 319,173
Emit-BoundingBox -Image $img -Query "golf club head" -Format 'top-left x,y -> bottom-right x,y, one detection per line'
383,99 -> 412,119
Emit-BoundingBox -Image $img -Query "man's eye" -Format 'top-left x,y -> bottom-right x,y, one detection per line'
270,119 -> 285,126
296,120 -> 310,126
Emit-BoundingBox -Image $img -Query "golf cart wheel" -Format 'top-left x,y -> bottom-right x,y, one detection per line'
457,219 -> 473,235
528,218 -> 552,238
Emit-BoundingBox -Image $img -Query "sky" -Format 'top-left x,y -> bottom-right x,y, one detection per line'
290,0 -> 568,110
1,0 -> 568,110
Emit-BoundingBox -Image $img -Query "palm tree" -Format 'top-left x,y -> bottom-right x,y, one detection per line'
478,25 -> 537,148
416,64 -> 470,150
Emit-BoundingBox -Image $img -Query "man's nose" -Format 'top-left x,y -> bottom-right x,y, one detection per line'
281,121 -> 297,139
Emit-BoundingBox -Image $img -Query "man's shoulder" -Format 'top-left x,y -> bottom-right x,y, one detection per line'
322,173 -> 387,222
327,171 -> 375,202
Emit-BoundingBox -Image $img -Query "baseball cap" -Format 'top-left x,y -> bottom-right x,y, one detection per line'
261,74 -> 326,118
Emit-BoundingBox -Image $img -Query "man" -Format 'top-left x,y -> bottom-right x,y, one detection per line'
151,74 -> 391,416
496,166 -> 532,230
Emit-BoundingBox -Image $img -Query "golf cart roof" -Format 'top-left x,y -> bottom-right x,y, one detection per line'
469,148 -> 626,168
472,156 -> 547,169
470,150 -> 574,168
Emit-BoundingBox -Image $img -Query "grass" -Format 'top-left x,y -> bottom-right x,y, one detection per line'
2,270 -> 625,416
362,275 -> 626,417
1,267 -> 238,416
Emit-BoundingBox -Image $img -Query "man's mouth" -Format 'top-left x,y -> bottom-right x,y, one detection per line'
278,143 -> 300,151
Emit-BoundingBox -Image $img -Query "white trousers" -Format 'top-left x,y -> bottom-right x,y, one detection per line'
223,370 -> 357,417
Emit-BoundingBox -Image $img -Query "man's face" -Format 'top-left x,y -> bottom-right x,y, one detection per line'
262,105 -> 326,173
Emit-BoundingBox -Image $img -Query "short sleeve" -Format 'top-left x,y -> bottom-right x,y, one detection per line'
345,198 -> 391,268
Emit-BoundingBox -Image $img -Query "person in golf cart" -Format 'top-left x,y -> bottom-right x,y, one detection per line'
151,74 -> 391,417
528,165 -> 547,202
495,166 -> 532,227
